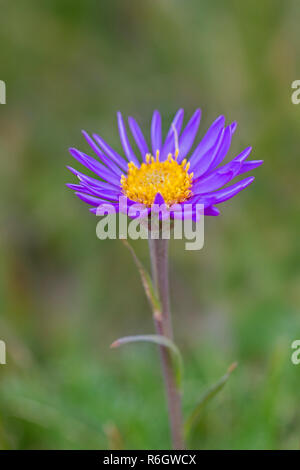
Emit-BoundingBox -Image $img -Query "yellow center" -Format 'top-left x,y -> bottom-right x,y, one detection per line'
120,150 -> 193,207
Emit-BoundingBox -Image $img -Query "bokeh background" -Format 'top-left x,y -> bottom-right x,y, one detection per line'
0,0 -> 300,449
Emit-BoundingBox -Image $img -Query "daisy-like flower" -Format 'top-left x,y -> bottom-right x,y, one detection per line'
66,109 -> 263,220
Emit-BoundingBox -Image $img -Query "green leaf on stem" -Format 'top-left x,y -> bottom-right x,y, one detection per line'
111,334 -> 183,389
121,239 -> 161,318
184,362 -> 238,437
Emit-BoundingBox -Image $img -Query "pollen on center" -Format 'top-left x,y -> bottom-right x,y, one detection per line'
120,150 -> 193,207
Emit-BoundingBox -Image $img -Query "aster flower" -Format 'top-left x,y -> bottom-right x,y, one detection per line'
66,109 -> 263,220
66,109 -> 263,450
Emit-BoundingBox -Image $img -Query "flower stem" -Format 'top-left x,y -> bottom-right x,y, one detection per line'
148,238 -> 185,450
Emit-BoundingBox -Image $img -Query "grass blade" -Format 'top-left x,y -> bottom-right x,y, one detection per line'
185,362 -> 238,437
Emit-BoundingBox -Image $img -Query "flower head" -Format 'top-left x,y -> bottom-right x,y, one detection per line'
67,109 -> 263,220
121,151 -> 193,207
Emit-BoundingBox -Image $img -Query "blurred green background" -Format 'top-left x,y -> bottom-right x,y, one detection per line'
0,0 -> 300,450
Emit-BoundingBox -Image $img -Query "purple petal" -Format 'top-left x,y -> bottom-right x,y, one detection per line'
67,183 -> 120,201
76,186 -> 120,201
207,125 -> 232,172
92,133 -> 128,172
79,177 -> 120,193
67,166 -> 120,190
204,206 -> 220,216
94,152 -> 123,176
69,183 -> 119,202
191,128 -> 224,178
75,192 -> 116,206
128,116 -> 149,161
211,146 -> 252,175
75,180 -> 121,200
161,108 -> 184,160
210,177 -> 255,204
187,194 -> 214,206
192,168 -> 235,194
194,146 -> 252,186
82,130 -> 103,159
151,110 -> 162,155
219,147 -> 252,176
231,146 -> 252,164
230,121 -> 237,134
237,160 -> 263,176
82,131 -> 123,176
117,112 -> 140,166
177,109 -> 201,162
66,183 -> 89,193
69,148 -> 121,186
188,115 -> 225,169
153,192 -> 165,205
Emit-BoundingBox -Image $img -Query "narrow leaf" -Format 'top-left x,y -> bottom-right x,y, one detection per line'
121,239 -> 161,318
111,334 -> 183,388
185,362 -> 238,437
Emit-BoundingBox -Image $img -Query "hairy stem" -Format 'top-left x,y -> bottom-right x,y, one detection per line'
148,238 -> 185,450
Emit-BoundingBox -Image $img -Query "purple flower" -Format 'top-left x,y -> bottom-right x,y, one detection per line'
66,109 -> 263,220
